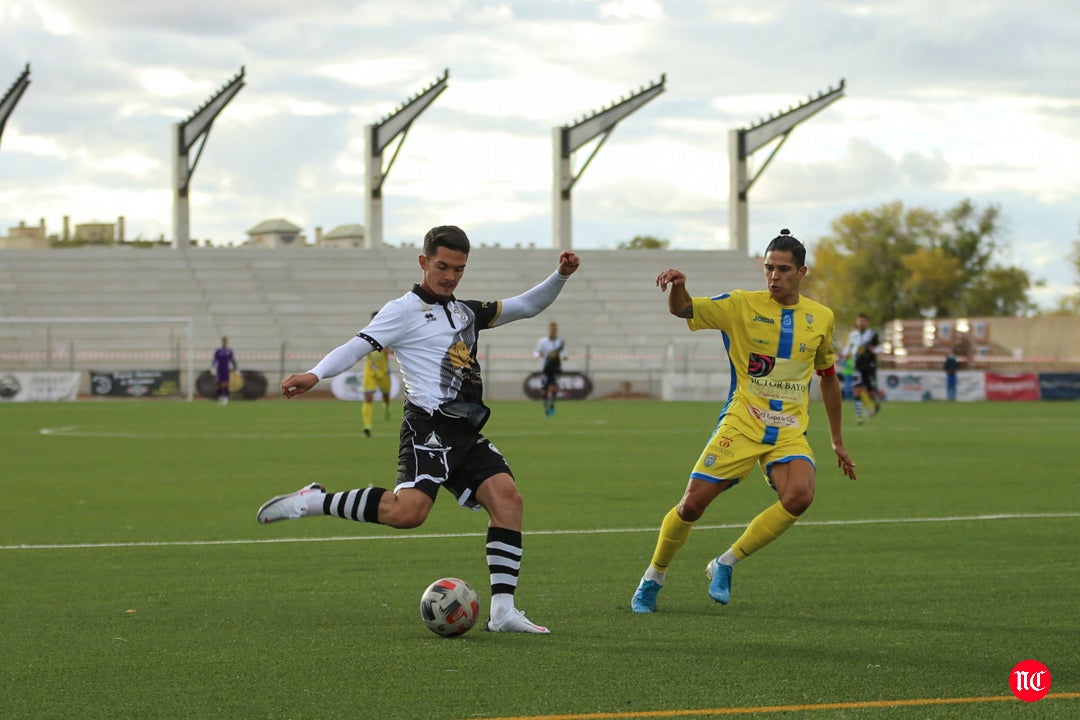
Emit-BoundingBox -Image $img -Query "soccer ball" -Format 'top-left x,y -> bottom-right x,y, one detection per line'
420,577 -> 480,637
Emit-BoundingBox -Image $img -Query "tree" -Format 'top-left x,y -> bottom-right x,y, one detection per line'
900,246 -> 963,318
804,199 -> 1036,325
803,201 -> 927,324
964,266 -> 1037,317
618,235 -> 669,250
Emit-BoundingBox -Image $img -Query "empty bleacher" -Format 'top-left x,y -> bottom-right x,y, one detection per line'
0,245 -> 763,398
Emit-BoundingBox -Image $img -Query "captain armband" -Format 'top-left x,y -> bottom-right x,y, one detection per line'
816,365 -> 837,378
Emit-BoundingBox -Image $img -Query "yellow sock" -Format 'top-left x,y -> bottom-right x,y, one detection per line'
362,401 -> 373,429
732,501 -> 799,560
649,506 -> 695,573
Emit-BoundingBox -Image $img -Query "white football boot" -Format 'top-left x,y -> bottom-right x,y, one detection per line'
256,483 -> 325,524
486,609 -> 550,634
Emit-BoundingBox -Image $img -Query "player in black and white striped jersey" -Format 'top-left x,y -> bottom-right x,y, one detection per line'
258,225 -> 580,634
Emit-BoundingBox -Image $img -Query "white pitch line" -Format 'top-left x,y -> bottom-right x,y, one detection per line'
2,512 -> 1077,551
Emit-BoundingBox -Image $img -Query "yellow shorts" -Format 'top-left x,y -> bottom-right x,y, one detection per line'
690,423 -> 815,488
362,369 -> 390,395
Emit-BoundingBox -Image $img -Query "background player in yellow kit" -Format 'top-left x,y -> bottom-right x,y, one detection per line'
361,311 -> 393,437
631,229 -> 857,613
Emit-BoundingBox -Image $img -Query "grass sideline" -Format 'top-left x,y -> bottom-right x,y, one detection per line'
1,399 -> 1077,720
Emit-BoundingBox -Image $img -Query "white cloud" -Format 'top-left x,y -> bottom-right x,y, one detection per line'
2,128 -> 66,158
136,68 -> 212,99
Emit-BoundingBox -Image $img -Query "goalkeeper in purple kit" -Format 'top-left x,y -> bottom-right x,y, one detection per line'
211,336 -> 238,406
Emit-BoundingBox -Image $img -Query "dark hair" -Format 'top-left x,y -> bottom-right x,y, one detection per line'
764,228 -> 806,267
423,225 -> 470,257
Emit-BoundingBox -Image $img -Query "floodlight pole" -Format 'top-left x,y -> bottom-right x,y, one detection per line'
728,79 -> 845,253
172,67 -> 245,250
0,63 -> 31,150
553,74 -> 666,250
364,69 -> 449,248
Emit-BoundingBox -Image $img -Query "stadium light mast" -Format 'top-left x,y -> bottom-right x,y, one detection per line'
172,66 -> 245,249
729,79 -> 845,254
553,74 -> 666,250
0,63 -> 31,150
364,69 -> 449,248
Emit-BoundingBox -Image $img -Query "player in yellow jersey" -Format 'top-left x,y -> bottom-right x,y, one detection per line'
631,229 -> 857,613
362,312 -> 393,437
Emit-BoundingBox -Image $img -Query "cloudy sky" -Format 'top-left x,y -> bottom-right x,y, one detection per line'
1,0 -> 1077,306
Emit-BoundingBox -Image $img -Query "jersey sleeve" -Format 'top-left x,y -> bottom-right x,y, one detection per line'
688,291 -> 739,332
359,300 -> 408,349
465,299 -> 501,330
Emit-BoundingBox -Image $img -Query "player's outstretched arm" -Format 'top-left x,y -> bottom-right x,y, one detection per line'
495,251 -> 581,326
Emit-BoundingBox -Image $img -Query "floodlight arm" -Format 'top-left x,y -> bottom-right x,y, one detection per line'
364,69 -> 449,247
0,63 -> 31,149
560,129 -> 612,197
553,73 -> 666,250
372,123 -> 411,197
171,66 -> 245,249
174,66 -> 246,195
371,68 -> 448,155
728,79 -> 845,254
741,131 -> 791,197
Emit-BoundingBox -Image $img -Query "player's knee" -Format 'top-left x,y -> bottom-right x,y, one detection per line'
494,486 -> 523,516
676,498 -> 706,522
388,505 -> 429,529
383,495 -> 432,529
482,480 -> 523,525
780,488 -> 813,516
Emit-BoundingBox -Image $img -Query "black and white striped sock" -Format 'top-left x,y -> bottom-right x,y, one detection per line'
487,527 -> 522,598
323,487 -> 385,524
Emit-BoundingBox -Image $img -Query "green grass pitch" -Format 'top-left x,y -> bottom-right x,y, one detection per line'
1,398 -> 1077,719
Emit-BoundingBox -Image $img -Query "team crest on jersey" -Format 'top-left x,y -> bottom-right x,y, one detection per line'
747,352 -> 776,378
805,313 -> 814,325
703,454 -> 716,468
423,432 -> 443,448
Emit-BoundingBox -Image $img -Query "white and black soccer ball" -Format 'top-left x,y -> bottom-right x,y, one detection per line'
420,577 -> 480,637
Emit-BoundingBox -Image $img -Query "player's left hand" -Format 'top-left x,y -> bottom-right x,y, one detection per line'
557,251 -> 581,276
833,442 -> 857,481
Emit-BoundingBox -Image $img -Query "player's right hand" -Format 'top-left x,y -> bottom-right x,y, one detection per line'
655,269 -> 686,291
280,372 -> 318,398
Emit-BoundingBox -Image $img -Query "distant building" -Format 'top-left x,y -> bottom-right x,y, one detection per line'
0,219 -> 50,249
318,223 -> 366,248
74,221 -> 116,245
246,218 -> 304,248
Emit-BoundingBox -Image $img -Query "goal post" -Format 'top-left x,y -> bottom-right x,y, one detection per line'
0,317 -> 196,401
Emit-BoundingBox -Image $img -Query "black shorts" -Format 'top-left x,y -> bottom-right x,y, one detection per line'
541,361 -> 561,389
396,404 -> 513,510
